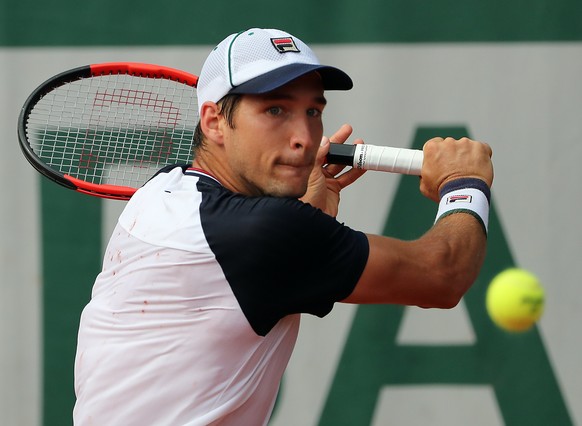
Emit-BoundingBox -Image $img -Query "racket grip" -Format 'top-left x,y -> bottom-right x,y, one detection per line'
327,143 -> 423,175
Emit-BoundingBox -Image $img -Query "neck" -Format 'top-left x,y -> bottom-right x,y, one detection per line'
192,149 -> 241,195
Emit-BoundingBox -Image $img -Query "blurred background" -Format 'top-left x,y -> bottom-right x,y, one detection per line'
1,1 -> 581,424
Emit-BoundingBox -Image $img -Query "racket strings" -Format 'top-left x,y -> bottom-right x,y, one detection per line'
26,73 -> 198,188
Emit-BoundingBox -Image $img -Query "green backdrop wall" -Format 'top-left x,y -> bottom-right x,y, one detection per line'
1,1 -> 580,425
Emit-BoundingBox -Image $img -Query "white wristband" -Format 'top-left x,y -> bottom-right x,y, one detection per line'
435,187 -> 490,234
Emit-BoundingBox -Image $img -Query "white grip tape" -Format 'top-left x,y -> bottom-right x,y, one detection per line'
435,187 -> 490,233
352,144 -> 423,175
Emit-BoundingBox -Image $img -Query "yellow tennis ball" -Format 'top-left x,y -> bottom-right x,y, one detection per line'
486,268 -> 545,332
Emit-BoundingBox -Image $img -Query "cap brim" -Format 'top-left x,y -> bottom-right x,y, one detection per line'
229,63 -> 353,95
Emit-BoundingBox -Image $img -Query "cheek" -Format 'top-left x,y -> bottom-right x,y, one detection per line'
228,137 -> 271,181
310,121 -> 324,142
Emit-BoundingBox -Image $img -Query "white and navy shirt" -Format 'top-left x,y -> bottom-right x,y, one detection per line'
74,165 -> 369,425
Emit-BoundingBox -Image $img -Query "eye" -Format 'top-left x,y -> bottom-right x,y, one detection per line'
267,106 -> 283,116
307,108 -> 323,118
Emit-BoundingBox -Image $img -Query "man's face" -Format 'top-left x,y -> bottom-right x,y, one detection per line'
221,72 -> 326,198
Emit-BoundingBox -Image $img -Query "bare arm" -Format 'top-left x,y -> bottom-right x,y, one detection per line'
343,213 -> 486,308
342,135 -> 494,308
301,124 -> 493,308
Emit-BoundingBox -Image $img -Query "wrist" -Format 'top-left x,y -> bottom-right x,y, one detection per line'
435,178 -> 490,235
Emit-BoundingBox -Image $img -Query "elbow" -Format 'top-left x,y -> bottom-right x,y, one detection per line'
432,283 -> 466,309
427,272 -> 472,309
423,248 -> 480,309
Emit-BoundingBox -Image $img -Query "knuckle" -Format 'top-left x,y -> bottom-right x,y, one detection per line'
423,138 -> 441,151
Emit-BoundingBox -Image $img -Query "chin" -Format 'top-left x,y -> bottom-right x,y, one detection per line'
265,181 -> 307,199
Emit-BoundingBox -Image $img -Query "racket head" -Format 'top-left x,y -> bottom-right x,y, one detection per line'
18,62 -> 199,200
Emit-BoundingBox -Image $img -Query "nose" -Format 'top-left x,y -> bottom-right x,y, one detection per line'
289,116 -> 320,152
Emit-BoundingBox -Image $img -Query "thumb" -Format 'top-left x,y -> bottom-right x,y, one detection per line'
316,136 -> 330,166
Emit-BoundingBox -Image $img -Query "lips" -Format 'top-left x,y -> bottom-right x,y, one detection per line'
276,155 -> 315,169
279,162 -> 311,169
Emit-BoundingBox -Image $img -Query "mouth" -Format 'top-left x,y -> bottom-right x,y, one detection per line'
277,155 -> 316,170
278,161 -> 311,169
276,162 -> 313,178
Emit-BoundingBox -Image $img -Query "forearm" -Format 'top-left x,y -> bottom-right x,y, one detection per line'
341,137 -> 492,307
412,213 -> 487,307
343,212 -> 487,308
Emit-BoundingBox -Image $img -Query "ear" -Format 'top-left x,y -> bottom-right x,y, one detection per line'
200,102 -> 225,146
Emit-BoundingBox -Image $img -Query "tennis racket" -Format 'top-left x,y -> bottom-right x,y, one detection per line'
18,62 -> 423,200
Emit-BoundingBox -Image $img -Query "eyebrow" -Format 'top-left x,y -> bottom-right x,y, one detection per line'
259,92 -> 328,106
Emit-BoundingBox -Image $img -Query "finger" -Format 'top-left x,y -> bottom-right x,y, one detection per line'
324,124 -> 356,176
335,136 -> 366,185
324,161 -> 349,177
328,124 -> 353,144
335,166 -> 366,189
324,135 -> 364,177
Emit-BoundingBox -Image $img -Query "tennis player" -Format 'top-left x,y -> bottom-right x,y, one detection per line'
74,28 -> 493,425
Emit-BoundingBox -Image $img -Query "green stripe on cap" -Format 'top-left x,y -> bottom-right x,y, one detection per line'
227,30 -> 247,88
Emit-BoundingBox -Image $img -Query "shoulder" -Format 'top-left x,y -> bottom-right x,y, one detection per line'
201,194 -> 369,335
201,190 -> 369,278
199,192 -> 342,244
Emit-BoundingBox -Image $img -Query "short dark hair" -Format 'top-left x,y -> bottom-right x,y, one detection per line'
192,94 -> 243,154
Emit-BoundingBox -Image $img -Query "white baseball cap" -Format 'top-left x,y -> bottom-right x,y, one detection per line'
196,28 -> 353,114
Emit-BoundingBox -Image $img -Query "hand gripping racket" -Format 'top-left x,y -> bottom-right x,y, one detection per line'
18,62 -> 423,200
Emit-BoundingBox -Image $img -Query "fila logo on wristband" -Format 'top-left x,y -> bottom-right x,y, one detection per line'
435,187 -> 490,234
446,194 -> 472,204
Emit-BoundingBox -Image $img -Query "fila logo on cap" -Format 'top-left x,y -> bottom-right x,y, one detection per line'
271,37 -> 301,53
